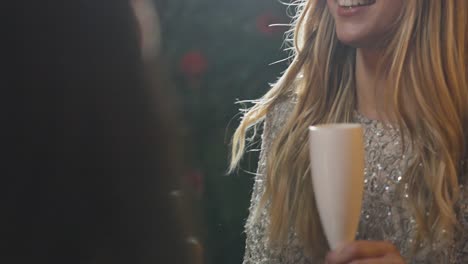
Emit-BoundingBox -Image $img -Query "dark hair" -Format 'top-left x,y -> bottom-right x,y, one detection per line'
1,1 -> 189,263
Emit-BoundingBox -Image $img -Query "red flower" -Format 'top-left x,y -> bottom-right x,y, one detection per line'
180,51 -> 208,78
255,12 -> 285,36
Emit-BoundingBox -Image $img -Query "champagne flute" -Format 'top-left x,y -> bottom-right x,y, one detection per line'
308,124 -> 365,250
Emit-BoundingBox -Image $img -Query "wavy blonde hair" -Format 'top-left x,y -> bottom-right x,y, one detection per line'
231,0 -> 468,258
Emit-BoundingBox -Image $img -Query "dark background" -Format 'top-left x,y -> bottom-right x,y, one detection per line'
155,0 -> 289,263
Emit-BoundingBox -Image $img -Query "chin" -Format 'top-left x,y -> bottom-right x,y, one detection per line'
336,33 -> 364,47
335,31 -> 378,48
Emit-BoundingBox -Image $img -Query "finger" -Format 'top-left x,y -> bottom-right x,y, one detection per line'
326,241 -> 398,264
349,259 -> 384,264
349,254 -> 405,264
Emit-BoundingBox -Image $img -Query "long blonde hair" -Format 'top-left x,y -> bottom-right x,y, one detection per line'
231,0 -> 468,258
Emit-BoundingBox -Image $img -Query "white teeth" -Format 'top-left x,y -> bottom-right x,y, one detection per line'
336,0 -> 376,8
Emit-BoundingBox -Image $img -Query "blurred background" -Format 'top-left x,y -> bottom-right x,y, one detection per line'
145,0 -> 290,263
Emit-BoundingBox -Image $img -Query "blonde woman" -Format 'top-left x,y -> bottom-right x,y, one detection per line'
231,0 -> 468,263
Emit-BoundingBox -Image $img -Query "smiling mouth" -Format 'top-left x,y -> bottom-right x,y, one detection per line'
336,0 -> 376,8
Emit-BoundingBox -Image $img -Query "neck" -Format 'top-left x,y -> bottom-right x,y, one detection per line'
355,48 -> 387,121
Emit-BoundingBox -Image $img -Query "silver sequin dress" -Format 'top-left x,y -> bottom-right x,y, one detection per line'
243,95 -> 468,264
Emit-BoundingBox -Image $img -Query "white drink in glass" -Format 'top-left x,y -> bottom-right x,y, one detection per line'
308,124 -> 365,250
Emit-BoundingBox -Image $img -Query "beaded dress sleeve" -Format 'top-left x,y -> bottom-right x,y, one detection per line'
242,96 -> 315,264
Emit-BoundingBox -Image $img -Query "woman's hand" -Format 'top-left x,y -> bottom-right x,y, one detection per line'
325,240 -> 405,264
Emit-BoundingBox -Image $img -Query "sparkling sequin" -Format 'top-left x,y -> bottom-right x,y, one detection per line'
242,95 -> 468,264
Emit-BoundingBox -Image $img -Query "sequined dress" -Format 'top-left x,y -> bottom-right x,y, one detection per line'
243,95 -> 468,264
